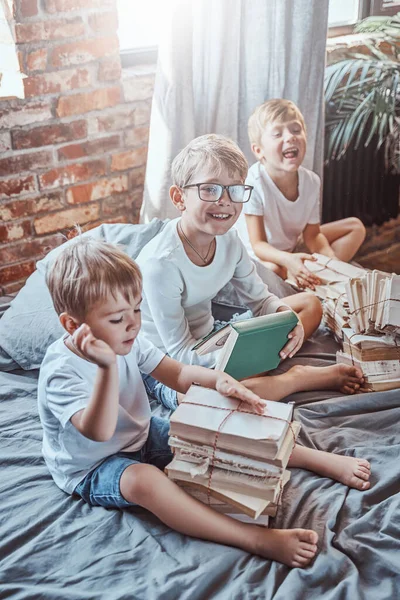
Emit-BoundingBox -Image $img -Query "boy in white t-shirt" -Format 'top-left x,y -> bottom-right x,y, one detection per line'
137,134 -> 365,401
38,236 -> 371,568
239,99 -> 366,290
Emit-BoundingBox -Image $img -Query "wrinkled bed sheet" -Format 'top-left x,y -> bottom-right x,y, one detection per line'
0,333 -> 399,600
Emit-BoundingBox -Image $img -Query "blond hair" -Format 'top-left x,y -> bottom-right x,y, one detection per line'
171,134 -> 248,187
248,99 -> 306,147
46,236 -> 142,318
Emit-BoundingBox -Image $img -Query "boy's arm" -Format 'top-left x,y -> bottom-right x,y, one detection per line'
303,223 -> 336,258
151,355 -> 266,413
69,324 -> 119,442
245,214 -> 294,268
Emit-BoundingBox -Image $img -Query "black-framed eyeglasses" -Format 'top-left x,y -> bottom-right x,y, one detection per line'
182,183 -> 253,203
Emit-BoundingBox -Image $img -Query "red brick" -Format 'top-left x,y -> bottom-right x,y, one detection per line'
66,174 -> 128,204
34,204 -> 100,234
130,165 -> 146,189
98,55 -> 122,82
39,160 -> 106,190
0,193 -> 64,221
58,134 -> 120,161
96,106 -> 135,132
20,0 -> 38,18
0,233 -> 63,264
134,102 -> 152,126
0,100 -> 52,129
56,86 -> 121,118
122,74 -> 155,102
26,48 -> 48,73
124,126 -> 149,148
15,18 -> 85,43
2,278 -> 30,295
24,68 -> 90,98
0,151 -> 53,177
101,194 -> 132,217
0,261 -> 36,285
111,147 -> 147,172
12,120 -> 87,150
0,220 -> 32,243
45,0 -> 114,13
88,11 -> 118,33
51,36 -> 119,68
0,132 -> 12,152
0,175 -> 37,199
82,214 -> 129,232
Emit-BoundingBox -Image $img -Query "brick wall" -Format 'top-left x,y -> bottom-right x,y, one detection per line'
0,0 -> 155,294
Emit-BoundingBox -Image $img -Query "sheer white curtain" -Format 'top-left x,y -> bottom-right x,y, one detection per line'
140,0 -> 329,222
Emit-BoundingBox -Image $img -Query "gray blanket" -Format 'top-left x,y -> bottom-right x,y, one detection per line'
0,342 -> 399,599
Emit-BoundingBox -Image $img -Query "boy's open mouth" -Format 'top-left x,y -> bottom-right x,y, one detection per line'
208,213 -> 231,220
282,147 -> 299,159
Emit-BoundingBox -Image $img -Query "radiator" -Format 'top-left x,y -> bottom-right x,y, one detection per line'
322,133 -> 400,226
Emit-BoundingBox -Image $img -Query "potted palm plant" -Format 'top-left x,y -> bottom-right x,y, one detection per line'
324,12 -> 400,176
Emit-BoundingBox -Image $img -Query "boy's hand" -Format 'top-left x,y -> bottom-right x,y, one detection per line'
284,253 -> 321,290
276,310 -> 305,359
215,373 -> 267,414
71,324 -> 116,368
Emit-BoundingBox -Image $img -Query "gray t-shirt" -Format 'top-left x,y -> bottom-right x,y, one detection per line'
38,333 -> 164,494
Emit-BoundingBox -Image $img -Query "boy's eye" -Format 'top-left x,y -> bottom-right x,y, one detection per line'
110,317 -> 123,324
134,308 -> 141,314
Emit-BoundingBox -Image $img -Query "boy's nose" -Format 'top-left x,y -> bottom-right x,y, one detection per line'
216,188 -> 231,205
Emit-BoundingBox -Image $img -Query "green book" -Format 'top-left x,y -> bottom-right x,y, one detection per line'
192,311 -> 298,380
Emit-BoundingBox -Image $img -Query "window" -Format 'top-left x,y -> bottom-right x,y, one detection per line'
328,0 -> 361,27
117,0 -> 171,66
328,0 -> 400,34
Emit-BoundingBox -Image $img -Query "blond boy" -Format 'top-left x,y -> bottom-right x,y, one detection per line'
240,99 -> 366,290
38,236 -> 371,568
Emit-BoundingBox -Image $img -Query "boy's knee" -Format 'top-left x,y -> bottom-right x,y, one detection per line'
122,463 -> 164,505
348,217 -> 366,241
304,293 -> 322,319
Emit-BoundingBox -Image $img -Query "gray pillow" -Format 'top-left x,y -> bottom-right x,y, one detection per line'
0,220 -> 167,370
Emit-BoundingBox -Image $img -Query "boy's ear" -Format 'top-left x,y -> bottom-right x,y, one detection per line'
251,143 -> 263,160
169,185 -> 186,212
59,312 -> 81,335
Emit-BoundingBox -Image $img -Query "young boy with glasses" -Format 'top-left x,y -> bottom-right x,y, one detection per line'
237,99 -> 366,289
136,134 -> 365,405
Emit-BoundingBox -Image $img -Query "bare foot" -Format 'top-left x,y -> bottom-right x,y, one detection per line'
289,446 -> 371,491
298,364 -> 364,394
321,454 -> 371,490
253,528 -> 318,568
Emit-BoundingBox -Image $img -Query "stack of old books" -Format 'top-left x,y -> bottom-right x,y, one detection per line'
336,270 -> 400,391
165,385 -> 300,526
287,253 -> 366,340
288,254 -> 400,392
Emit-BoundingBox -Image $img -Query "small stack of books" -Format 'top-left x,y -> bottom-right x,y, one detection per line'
165,385 -> 300,526
345,271 -> 400,335
287,254 -> 400,392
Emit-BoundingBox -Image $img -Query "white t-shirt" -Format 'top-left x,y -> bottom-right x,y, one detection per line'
136,218 -> 288,369
38,333 -> 165,494
237,162 -> 321,255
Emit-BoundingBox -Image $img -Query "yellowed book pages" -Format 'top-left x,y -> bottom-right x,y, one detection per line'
166,457 -> 290,501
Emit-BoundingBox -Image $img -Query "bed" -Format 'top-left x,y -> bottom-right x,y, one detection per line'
0,222 -> 399,600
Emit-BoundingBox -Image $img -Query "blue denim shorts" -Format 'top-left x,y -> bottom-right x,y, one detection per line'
74,416 -> 172,508
141,372 -> 178,411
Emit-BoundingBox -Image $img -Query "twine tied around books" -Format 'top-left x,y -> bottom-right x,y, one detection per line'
182,398 -> 297,509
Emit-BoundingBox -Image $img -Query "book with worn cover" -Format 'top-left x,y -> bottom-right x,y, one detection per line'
169,385 -> 294,460
166,457 -> 290,501
176,479 -> 274,518
192,311 -> 298,380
